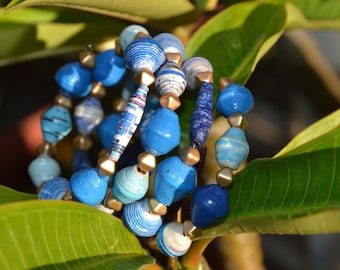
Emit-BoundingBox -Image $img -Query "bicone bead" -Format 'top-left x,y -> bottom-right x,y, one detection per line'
41,105 -> 72,144
38,177 -> 70,200
55,62 -> 93,98
119,24 -> 150,52
216,83 -> 254,117
96,113 -> 120,150
74,97 -> 104,135
70,168 -> 108,206
124,36 -> 166,73
191,184 -> 230,229
139,107 -> 180,156
28,154 -> 61,187
182,57 -> 213,90
92,49 -> 126,87
215,127 -> 249,170
156,222 -> 192,257
123,198 -> 163,237
154,156 -> 197,206
73,149 -> 92,172
153,33 -> 185,58
113,165 -> 149,204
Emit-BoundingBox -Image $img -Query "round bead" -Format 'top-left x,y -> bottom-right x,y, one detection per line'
182,57 -> 213,90
70,168 -> 108,206
123,198 -> 163,237
41,105 -> 72,144
28,154 -> 61,187
156,222 -> 192,257
153,33 -> 185,58
191,184 -> 230,229
119,24 -> 150,51
154,156 -> 197,206
139,107 -> 180,156
124,36 -> 165,73
92,49 -> 126,87
38,177 -> 70,200
216,83 -> 254,116
215,127 -> 249,170
113,165 -> 149,204
96,113 -> 120,150
55,62 -> 93,98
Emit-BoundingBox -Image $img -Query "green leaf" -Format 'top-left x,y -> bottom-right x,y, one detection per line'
0,200 -> 153,270
0,185 -> 36,203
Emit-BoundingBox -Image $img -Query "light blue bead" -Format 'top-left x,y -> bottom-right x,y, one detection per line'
153,33 -> 185,58
28,154 -> 61,187
182,57 -> 213,90
216,83 -> 254,116
38,177 -> 70,200
119,24 -> 150,51
96,113 -> 120,150
113,165 -> 149,204
123,198 -> 163,237
41,105 -> 72,144
70,168 -> 108,206
215,127 -> 249,170
55,62 -> 93,98
139,107 -> 180,156
154,156 -> 197,206
92,49 -> 126,87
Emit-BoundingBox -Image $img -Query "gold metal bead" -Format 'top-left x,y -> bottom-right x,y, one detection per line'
138,152 -> 156,173
61,189 -> 73,201
97,157 -> 116,176
196,71 -> 213,87
228,112 -> 246,128
90,82 -> 106,98
54,94 -> 72,109
179,146 -> 201,166
216,167 -> 233,188
134,69 -> 155,86
183,220 -> 202,239
73,134 -> 92,150
79,50 -> 95,69
159,92 -> 181,110
113,98 -> 127,112
134,31 -> 150,40
148,198 -> 167,216
98,148 -> 108,159
166,52 -> 183,65
114,38 -> 123,55
105,189 -> 123,212
219,77 -> 235,91
37,142 -> 56,156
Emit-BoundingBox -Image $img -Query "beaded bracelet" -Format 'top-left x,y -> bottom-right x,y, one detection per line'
30,24 -> 254,258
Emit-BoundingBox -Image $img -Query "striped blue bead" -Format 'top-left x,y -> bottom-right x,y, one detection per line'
154,156 -> 197,206
215,127 -> 249,170
124,37 -> 165,73
191,184 -> 229,229
73,149 -> 92,172
123,198 -> 163,237
119,24 -> 150,51
216,83 -> 254,116
38,177 -> 70,200
92,49 -> 126,87
96,113 -> 120,150
182,57 -> 213,90
70,168 -> 108,206
113,165 -> 149,204
55,62 -> 92,98
41,105 -> 72,144
28,154 -> 61,187
139,107 -> 180,156
153,33 -> 185,58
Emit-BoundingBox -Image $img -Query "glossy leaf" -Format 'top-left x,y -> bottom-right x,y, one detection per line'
0,185 -> 36,204
0,200 -> 153,270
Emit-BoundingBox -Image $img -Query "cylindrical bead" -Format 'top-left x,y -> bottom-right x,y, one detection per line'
38,177 -> 70,200
153,33 -> 185,58
182,57 -> 213,90
119,24 -> 150,52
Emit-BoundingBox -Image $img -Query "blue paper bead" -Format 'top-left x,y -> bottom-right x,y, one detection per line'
123,198 -> 163,237
119,24 -> 150,51
182,57 -> 213,90
55,62 -> 93,98
96,113 -> 120,150
74,97 -> 104,135
73,149 -> 92,172
124,37 -> 165,73
113,165 -> 149,204
38,177 -> 70,200
143,95 -> 160,120
191,184 -> 230,229
41,105 -> 72,144
139,107 -> 180,156
153,33 -> 185,58
154,156 -> 197,206
92,49 -> 126,87
216,83 -> 254,117
121,74 -> 137,101
28,154 -> 61,187
215,127 -> 249,170
70,168 -> 108,206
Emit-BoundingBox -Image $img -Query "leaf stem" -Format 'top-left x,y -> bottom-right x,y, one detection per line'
181,238 -> 214,270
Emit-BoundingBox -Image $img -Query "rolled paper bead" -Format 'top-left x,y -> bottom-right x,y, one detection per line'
182,57 -> 213,90
96,113 -> 120,150
215,127 -> 249,170
123,198 -> 163,237
41,105 -> 72,144
73,149 -> 92,172
156,222 -> 192,257
189,81 -> 213,148
119,24 -> 150,52
216,83 -> 254,117
155,62 -> 187,97
55,62 -> 93,98
113,165 -> 149,204
38,177 -> 70,200
139,107 -> 180,156
191,184 -> 230,229
154,156 -> 197,206
143,95 -> 160,120
28,154 -> 61,187
153,33 -> 185,58
70,168 -> 108,206
92,49 -> 126,87
124,36 -> 166,73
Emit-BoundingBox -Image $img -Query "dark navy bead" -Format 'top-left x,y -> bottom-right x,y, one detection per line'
38,177 -> 70,200
96,113 -> 120,150
92,49 -> 126,87
55,62 -> 93,98
153,33 -> 185,58
73,149 -> 92,172
216,83 -> 254,117
191,184 -> 230,229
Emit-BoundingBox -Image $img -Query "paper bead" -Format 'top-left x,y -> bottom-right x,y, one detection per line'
120,24 -> 150,51
73,149 -> 92,172
153,33 -> 185,58
96,113 -> 120,150
38,177 -> 70,200
182,57 -> 213,90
